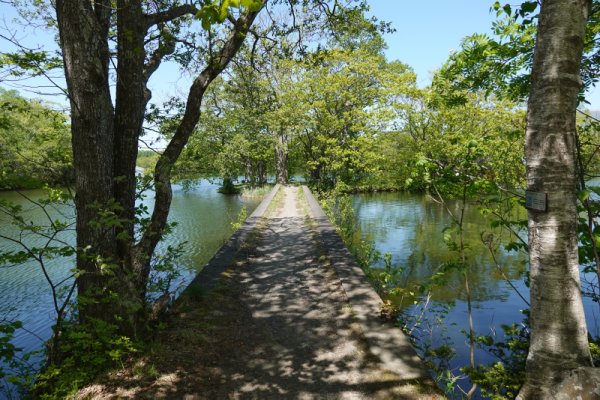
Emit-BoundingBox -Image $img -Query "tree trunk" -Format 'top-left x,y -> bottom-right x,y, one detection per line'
245,159 -> 253,185
276,133 -> 288,184
518,0 -> 593,398
56,0 -> 118,325
56,0 -> 263,339
114,0 -> 146,248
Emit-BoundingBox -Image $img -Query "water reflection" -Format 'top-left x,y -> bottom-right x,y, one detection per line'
351,191 -> 600,397
352,192 -> 528,304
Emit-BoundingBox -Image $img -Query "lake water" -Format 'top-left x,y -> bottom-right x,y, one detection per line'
351,190 -> 600,397
2,181 -> 598,398
0,180 -> 262,372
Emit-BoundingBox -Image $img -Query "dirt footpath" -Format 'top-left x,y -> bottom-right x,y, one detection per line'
77,185 -> 442,400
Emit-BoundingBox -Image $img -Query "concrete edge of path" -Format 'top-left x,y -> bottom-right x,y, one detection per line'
301,185 -> 437,384
184,184 -> 280,292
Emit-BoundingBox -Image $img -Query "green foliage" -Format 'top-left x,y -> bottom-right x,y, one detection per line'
136,150 -> 160,172
196,0 -> 263,30
0,89 -> 72,189
319,185 -> 450,312
0,317 -> 21,381
176,35 -> 418,191
0,311 -> 39,398
175,70 -> 275,184
0,176 -> 190,397
147,243 -> 185,299
218,177 -> 241,194
578,184 -> 600,277
0,314 -> 28,396
230,205 -> 248,230
435,1 -> 600,103
0,50 -> 62,79
405,91 -> 525,194
325,2 -> 393,54
320,184 -> 380,269
34,320 -> 139,399
576,115 -> 600,302
283,49 -> 416,191
463,322 -> 529,400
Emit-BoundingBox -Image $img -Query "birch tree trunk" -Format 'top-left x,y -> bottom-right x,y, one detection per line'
518,0 -> 593,397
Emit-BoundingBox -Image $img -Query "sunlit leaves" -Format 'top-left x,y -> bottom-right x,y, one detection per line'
404,89 -> 526,196
441,0 -> 599,103
195,0 -> 263,29
0,50 -> 62,78
0,316 -> 23,381
281,48 -> 416,190
0,89 -> 72,189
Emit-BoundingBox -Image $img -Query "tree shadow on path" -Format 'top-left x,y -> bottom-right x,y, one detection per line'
77,212 -> 442,399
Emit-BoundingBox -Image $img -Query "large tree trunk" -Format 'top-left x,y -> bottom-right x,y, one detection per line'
56,0 -> 263,339
113,0 -> 152,335
56,0 -> 118,325
59,0 -> 152,337
518,0 -> 593,398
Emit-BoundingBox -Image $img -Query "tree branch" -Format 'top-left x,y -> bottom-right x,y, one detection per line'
144,4 -> 198,29
94,0 -> 112,35
143,29 -> 176,82
134,4 -> 264,290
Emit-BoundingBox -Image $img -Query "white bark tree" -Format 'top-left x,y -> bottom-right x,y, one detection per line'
518,0 -> 594,398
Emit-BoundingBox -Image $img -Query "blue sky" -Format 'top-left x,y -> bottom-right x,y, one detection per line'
368,0 -> 500,85
366,0 -> 600,109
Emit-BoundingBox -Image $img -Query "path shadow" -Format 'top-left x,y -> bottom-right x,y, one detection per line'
80,214 -> 441,399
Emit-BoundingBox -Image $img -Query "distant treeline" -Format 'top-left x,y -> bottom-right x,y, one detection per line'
0,89 -> 73,190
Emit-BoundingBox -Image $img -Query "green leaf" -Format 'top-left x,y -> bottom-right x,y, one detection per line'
201,17 -> 211,30
240,0 -> 263,12
577,189 -> 590,202
218,0 -> 230,22
520,1 -> 538,14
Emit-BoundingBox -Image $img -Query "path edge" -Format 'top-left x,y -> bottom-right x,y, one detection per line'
302,185 -> 439,386
183,184 -> 280,293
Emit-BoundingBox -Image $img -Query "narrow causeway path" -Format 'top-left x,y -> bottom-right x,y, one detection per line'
78,185 -> 442,400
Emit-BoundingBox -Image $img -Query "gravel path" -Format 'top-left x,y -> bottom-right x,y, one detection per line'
194,185 -> 441,399
77,185 -> 441,399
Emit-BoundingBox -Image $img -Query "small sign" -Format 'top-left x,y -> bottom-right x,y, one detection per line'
525,191 -> 547,212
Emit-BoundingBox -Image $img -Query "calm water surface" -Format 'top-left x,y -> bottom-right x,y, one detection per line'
2,182 -> 597,398
0,180 -> 262,361
351,191 -> 600,397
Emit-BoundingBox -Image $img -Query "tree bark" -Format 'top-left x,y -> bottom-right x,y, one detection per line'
275,132 -> 288,184
112,0 -> 153,335
518,0 -> 593,398
56,0 -> 117,325
114,0 -> 146,251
